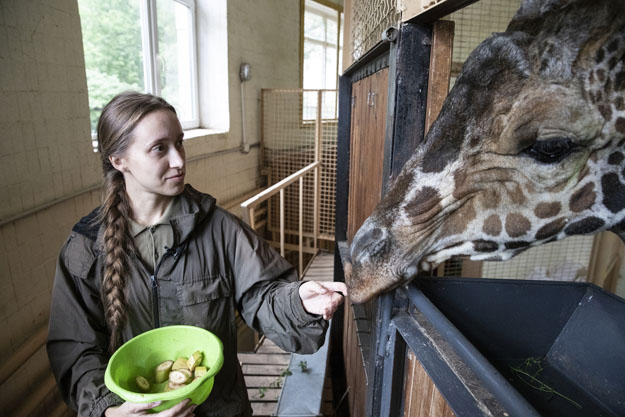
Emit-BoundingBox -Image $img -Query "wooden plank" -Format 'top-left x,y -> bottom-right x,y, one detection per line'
425,20 -> 454,135
244,376 -> 280,387
403,351 -> 456,417
251,401 -> 278,417
256,344 -> 287,354
242,364 -> 290,375
247,388 -> 281,401
238,353 -> 291,365
401,0 -> 479,23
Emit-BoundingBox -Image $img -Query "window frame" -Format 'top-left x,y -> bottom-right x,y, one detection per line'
300,0 -> 343,92
141,0 -> 200,130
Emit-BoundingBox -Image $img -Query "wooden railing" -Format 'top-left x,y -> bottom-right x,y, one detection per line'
241,161 -> 321,277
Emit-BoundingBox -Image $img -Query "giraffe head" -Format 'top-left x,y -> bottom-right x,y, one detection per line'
348,0 -> 625,303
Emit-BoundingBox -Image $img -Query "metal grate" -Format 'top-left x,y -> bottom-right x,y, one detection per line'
447,0 -> 521,85
351,0 -> 399,62
261,89 -> 337,247
442,0 -> 596,281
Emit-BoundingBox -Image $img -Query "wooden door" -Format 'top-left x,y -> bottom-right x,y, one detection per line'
347,69 -> 389,242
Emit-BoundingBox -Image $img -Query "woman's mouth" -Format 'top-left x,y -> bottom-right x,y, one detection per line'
167,172 -> 185,182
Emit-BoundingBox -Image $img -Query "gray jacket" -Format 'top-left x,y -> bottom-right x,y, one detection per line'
47,185 -> 328,417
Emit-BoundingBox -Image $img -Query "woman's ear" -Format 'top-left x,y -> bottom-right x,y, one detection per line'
109,155 -> 126,172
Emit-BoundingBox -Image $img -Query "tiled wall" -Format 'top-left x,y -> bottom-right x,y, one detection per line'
0,0 -> 300,414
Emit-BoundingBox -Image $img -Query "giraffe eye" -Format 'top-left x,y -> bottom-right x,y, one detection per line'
525,137 -> 574,163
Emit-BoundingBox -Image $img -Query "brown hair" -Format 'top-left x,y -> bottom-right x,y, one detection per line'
96,91 -> 176,353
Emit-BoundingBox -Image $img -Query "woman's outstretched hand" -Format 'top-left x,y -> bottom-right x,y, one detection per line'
105,399 -> 196,416
299,281 -> 348,320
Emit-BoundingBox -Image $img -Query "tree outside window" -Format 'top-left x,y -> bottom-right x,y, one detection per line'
78,0 -> 198,148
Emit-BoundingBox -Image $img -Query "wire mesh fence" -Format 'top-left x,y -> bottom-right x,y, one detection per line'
261,89 -> 338,255
350,0 -> 399,62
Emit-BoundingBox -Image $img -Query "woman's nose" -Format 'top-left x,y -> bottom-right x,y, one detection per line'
169,147 -> 185,168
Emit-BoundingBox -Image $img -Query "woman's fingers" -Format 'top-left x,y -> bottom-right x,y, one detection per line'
319,281 -> 348,296
156,399 -> 196,417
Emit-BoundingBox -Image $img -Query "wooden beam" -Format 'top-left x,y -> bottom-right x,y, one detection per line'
401,0 -> 479,23
424,20 -> 454,135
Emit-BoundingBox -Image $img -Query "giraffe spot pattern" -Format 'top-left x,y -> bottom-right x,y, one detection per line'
569,182 -> 596,212
404,187 -> 442,218
616,117 -> 625,134
609,56 -> 619,70
534,201 -> 561,218
473,240 -> 498,252
505,213 -> 531,238
596,48 -> 605,64
608,151 -> 624,165
504,241 -> 530,249
607,39 -> 620,53
601,172 -> 625,213
596,69 -> 606,83
616,96 -> 625,111
482,214 -> 502,236
564,216 -> 605,235
535,217 -> 567,240
616,71 -> 625,92
599,104 -> 613,121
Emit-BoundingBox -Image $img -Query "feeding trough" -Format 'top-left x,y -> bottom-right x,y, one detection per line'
409,277 -> 625,417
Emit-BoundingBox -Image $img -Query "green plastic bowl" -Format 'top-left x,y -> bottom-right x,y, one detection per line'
104,325 -> 224,413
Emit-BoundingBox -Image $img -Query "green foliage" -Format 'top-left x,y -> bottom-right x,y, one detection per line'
298,360 -> 308,372
78,0 -> 144,131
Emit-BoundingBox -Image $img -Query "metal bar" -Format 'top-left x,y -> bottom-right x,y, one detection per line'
299,177 -> 303,277
240,161 -> 320,209
407,285 -> 542,417
280,189 -> 285,257
314,90 -> 322,250
392,311 -> 492,417
379,322 -> 406,417
367,292 -> 394,416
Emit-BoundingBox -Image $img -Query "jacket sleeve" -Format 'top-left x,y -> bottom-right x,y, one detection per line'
227,216 -> 328,354
46,235 -> 122,417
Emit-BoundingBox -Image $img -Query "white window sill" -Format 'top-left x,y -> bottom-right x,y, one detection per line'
184,128 -> 229,140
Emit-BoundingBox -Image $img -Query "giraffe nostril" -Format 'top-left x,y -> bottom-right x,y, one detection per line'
352,227 -> 388,261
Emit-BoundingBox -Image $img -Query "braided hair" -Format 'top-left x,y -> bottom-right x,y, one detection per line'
96,91 -> 176,353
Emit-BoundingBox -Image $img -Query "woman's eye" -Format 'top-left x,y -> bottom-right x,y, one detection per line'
525,137 -> 574,163
152,145 -> 165,153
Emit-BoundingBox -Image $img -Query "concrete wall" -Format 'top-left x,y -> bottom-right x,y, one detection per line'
0,0 -> 301,414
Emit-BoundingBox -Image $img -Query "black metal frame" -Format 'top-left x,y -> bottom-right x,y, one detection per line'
335,21 -> 435,417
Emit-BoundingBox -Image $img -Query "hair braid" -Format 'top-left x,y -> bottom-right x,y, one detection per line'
100,171 -> 135,353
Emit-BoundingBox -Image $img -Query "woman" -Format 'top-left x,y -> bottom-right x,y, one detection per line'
47,91 -> 347,417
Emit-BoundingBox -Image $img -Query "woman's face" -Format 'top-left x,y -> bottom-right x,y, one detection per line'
111,109 -> 186,201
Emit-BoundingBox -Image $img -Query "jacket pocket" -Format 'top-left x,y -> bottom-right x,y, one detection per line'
176,276 -> 234,333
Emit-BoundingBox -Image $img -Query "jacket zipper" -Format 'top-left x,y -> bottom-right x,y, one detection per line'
149,245 -> 185,328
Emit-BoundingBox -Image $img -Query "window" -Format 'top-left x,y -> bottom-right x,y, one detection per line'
302,0 -> 343,119
78,0 -> 199,143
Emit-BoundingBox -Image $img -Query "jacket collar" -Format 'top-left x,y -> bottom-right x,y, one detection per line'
91,184 -> 216,251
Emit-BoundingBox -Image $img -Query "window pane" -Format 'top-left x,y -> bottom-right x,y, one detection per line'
156,0 -> 194,122
304,6 -> 325,41
304,42 -> 324,90
325,46 -> 337,89
78,0 -> 144,132
326,17 -> 337,44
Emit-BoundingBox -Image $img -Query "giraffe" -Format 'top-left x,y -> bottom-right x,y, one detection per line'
347,0 -> 625,304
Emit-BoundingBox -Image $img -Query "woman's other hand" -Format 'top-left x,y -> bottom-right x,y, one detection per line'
105,399 -> 196,416
299,281 -> 348,320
